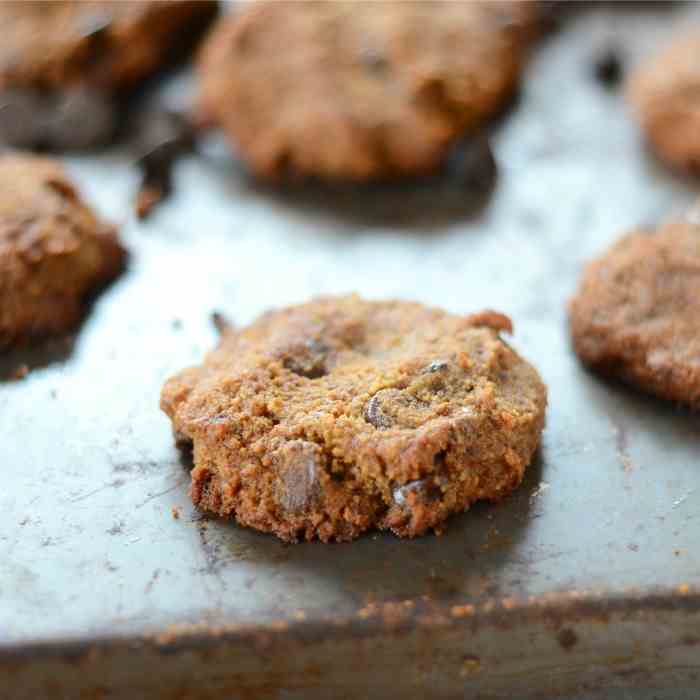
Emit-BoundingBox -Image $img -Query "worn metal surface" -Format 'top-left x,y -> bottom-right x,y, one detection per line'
2,3 -> 700,698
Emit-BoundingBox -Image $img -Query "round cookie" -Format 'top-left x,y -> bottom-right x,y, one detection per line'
196,1 -> 538,181
161,296 -> 547,543
627,32 -> 700,173
0,1 -> 218,93
569,218 -> 700,408
0,153 -> 125,349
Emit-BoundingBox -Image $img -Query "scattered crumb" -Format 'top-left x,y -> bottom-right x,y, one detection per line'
8,364 -> 29,380
171,506 -> 180,520
136,185 -> 163,220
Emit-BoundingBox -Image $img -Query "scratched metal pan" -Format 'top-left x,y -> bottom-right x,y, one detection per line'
2,3 -> 700,699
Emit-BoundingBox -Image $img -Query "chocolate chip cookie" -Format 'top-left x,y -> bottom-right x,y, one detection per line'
0,1 -> 218,149
569,217 -> 700,408
0,154 -> 125,349
627,31 -> 700,173
196,1 -> 538,181
161,296 -> 547,542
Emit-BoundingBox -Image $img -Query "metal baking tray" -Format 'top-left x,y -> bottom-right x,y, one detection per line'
2,3 -> 700,699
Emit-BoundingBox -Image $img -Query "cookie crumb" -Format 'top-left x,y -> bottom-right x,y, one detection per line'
8,363 -> 29,380
171,506 -> 180,520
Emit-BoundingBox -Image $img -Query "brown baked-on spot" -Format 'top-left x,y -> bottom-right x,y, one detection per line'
195,1 -> 538,181
569,218 -> 700,408
160,295 -> 547,543
0,153 -> 125,350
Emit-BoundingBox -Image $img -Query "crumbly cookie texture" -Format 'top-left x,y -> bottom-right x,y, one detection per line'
0,0 -> 218,92
196,1 -> 538,181
569,217 -> 700,408
627,32 -> 700,173
161,297 -> 547,543
0,154 -> 125,348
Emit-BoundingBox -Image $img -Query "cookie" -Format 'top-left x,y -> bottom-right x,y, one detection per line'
196,1 -> 538,181
161,296 -> 547,542
0,1 -> 218,150
0,154 -> 125,349
0,1 -> 218,93
627,32 -> 700,173
569,217 -> 700,408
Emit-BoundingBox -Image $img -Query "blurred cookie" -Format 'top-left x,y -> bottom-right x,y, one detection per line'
569,217 -> 700,408
0,1 -> 218,150
161,296 -> 547,542
196,1 -> 538,181
628,32 -> 700,173
0,154 -> 125,348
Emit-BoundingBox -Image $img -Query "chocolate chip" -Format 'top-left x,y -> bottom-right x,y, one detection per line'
275,441 -> 323,513
594,48 -> 623,89
364,388 -> 403,429
454,136 -> 497,194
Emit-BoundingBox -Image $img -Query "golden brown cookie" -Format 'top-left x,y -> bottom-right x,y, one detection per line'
161,296 -> 547,542
569,217 -> 700,408
0,153 -> 125,349
0,1 -> 218,93
627,31 -> 700,173
196,1 -> 538,181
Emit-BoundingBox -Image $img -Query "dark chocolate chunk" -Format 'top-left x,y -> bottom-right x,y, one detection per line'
275,441 -> 323,513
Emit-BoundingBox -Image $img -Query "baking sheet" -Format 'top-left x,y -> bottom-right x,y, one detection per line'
2,3 -> 700,698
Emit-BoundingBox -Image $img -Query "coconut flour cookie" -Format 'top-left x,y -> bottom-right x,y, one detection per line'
161,296 -> 547,542
627,31 -> 700,173
569,217 -> 700,408
196,1 -> 538,181
0,1 -> 218,93
0,154 -> 125,348
0,1 -> 218,150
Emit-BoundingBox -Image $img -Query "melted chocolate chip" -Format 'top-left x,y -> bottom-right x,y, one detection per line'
594,48 -> 623,89
275,441 -> 323,513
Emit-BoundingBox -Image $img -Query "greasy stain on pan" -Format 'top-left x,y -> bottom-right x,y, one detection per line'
2,3 -> 700,699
